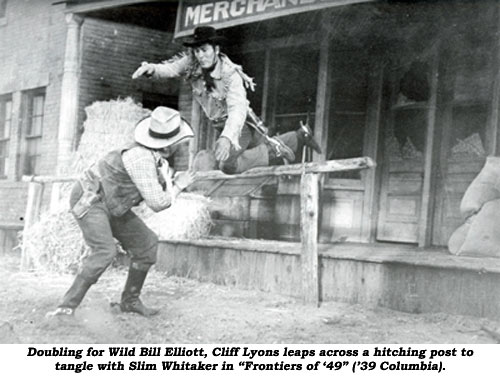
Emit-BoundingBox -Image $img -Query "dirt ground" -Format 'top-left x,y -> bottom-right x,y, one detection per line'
0,251 -> 499,344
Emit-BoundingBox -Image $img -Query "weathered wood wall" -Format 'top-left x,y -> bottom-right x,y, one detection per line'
156,239 -> 500,320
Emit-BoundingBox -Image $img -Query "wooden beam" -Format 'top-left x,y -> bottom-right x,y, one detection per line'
22,175 -> 78,183
189,97 -> 202,169
300,173 -> 320,306
57,13 -> 84,174
362,60 -> 385,242
314,16 -> 331,163
491,3 -> 500,156
260,49 -> 271,122
62,0 -> 155,14
20,182 -> 45,271
22,157 -> 375,184
418,45 -> 440,247
192,157 -> 375,181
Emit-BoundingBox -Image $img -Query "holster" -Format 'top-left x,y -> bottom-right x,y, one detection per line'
70,169 -> 102,219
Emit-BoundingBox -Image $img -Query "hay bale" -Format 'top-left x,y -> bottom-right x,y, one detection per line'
77,97 -> 150,165
137,193 -> 213,240
21,193 -> 212,273
61,97 -> 151,176
21,208 -> 89,273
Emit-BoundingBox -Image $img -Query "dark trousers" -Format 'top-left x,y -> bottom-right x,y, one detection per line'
218,122 -> 299,174
69,182 -> 158,284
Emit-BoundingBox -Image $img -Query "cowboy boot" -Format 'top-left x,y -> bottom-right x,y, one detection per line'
120,267 -> 159,317
297,123 -> 322,154
265,136 -> 295,165
47,275 -> 93,316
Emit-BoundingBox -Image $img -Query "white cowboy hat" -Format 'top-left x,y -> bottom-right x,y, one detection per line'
135,107 -> 193,149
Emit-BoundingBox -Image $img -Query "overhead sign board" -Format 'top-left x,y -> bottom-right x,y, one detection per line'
175,0 -> 375,38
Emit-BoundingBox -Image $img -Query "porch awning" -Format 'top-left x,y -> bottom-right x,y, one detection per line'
175,0 -> 376,38
53,0 -> 155,13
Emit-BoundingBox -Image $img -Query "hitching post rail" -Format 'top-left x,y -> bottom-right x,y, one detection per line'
20,157 -> 375,305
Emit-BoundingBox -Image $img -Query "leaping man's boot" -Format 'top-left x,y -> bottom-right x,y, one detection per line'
120,266 -> 159,317
46,275 -> 93,317
265,136 -> 295,164
297,122 -> 322,154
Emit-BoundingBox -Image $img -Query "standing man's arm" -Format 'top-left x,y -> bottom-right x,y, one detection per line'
122,148 -> 193,212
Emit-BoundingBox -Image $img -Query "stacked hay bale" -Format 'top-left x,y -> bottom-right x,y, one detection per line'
21,98 -> 211,273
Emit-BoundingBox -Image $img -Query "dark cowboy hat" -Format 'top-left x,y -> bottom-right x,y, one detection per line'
182,26 -> 226,47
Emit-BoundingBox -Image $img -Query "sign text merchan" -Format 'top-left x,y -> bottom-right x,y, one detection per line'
177,0 -> 369,36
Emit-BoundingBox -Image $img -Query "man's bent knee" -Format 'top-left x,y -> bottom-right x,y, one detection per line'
130,242 -> 158,271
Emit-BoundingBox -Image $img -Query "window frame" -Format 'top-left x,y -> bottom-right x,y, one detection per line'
0,0 -> 7,26
0,94 -> 13,179
20,88 -> 46,177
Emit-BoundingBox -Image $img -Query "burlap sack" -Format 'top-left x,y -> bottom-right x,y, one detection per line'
457,198 -> 500,257
447,219 -> 472,255
460,156 -> 500,218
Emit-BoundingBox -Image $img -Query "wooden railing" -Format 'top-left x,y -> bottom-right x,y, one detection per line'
20,157 -> 375,305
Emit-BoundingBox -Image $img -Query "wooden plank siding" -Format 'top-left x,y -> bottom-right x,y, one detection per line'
157,239 -> 500,320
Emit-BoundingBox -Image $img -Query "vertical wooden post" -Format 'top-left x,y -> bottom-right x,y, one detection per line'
313,14 -> 331,163
418,45 -> 440,247
260,49 -> 271,122
189,98 -> 202,168
300,172 -> 319,306
20,181 -> 44,271
490,2 -> 500,156
57,13 -> 84,174
50,182 -> 62,212
362,61 -> 385,242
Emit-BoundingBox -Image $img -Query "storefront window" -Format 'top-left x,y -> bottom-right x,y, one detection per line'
231,51 -> 265,117
327,51 -> 368,179
271,47 -> 318,135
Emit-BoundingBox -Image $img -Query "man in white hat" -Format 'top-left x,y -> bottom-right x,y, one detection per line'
132,26 -> 321,174
49,107 -> 195,317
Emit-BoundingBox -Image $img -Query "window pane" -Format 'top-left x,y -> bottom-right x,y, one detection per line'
25,92 -> 45,137
448,104 -> 488,158
0,98 -> 12,139
33,95 -> 44,116
0,0 -> 6,18
327,51 -> 368,180
3,119 -> 10,139
0,140 -> 7,157
272,48 -> 318,133
5,100 -> 12,120
24,137 -> 41,175
0,140 -> 8,177
32,116 -> 43,136
231,52 -> 265,116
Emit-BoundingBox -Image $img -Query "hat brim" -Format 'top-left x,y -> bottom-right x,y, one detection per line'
134,116 -> 194,150
182,36 -> 226,47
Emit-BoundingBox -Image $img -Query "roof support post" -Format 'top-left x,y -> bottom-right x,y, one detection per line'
57,13 -> 84,174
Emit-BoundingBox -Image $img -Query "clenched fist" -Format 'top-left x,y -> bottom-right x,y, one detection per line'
132,62 -> 155,79
214,137 -> 231,162
174,170 -> 196,190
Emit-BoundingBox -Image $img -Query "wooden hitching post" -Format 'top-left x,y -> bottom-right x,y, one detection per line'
21,181 -> 45,271
300,172 -> 319,306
